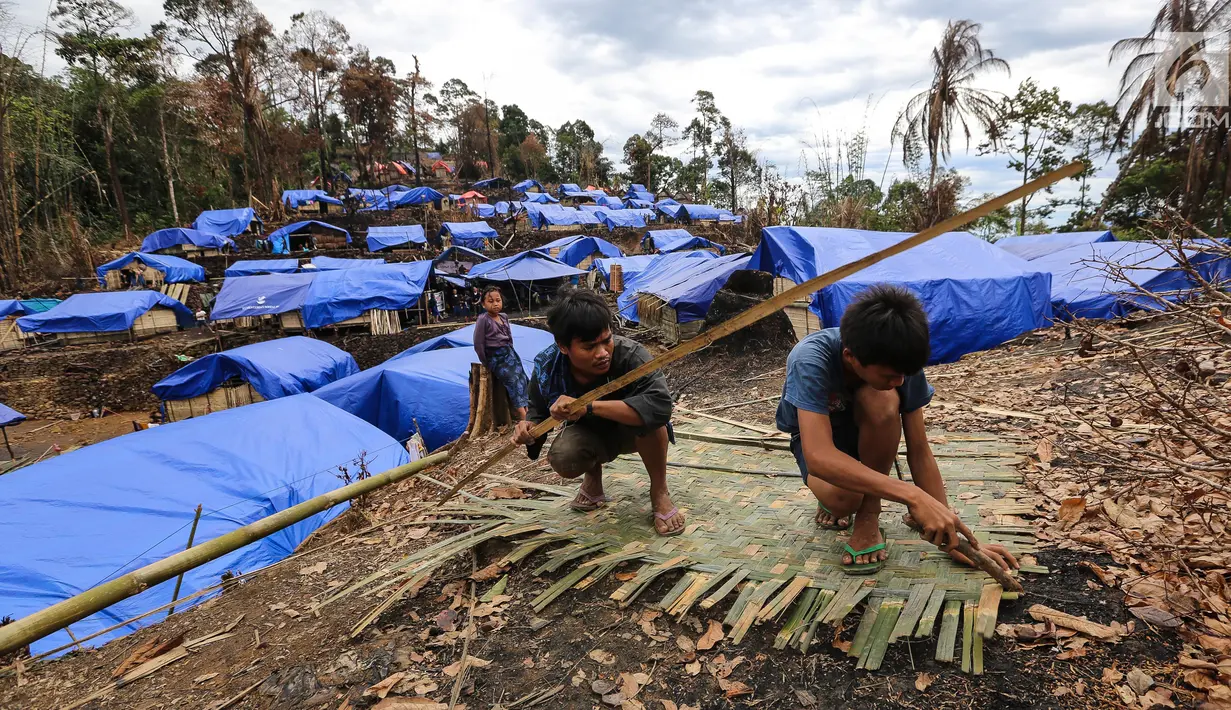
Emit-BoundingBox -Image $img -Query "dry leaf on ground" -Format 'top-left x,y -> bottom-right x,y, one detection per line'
588,649 -> 617,666
696,620 -> 724,651
915,673 -> 934,692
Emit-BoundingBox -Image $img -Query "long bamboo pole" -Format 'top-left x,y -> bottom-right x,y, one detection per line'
440,161 -> 1085,506
0,451 -> 450,656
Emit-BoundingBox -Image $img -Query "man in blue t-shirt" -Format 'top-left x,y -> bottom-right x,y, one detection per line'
778,285 -> 1018,574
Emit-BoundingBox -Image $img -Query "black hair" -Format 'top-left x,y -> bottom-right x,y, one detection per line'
480,285 -> 503,303
547,286 -> 612,345
839,284 -> 930,374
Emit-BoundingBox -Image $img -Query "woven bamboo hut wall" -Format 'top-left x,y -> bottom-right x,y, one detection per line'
636,294 -> 703,345
774,277 -> 822,341
156,244 -> 223,257
280,309 -> 402,335
163,381 -> 264,422
57,306 -> 180,345
104,266 -> 167,291
0,316 -> 30,351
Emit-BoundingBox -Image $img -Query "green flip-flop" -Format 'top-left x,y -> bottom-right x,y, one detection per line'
815,499 -> 853,530
842,528 -> 889,575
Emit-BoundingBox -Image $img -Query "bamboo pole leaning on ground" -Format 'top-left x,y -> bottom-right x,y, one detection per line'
0,451 -> 451,656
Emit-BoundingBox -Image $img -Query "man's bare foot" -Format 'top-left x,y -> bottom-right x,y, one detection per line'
843,514 -> 888,566
815,504 -> 852,529
651,491 -> 685,535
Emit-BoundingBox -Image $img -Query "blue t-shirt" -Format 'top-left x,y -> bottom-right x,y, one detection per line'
776,328 -> 934,436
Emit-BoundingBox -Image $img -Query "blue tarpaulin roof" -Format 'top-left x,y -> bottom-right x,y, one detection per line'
627,189 -> 655,203
1031,240 -> 1231,320
472,177 -> 510,190
0,299 -> 60,319
617,251 -> 736,321
302,262 -> 432,327
641,229 -> 725,254
151,336 -> 358,401
140,228 -> 235,253
512,180 -> 545,194
473,204 -> 497,218
390,186 -> 446,208
17,292 -> 195,333
398,322 -> 549,358
594,195 -> 624,209
533,235 -> 623,267
592,254 -> 664,287
96,252 -> 206,286
269,221 -> 351,254
521,192 -> 559,204
314,327 -> 554,449
996,230 -> 1117,261
281,189 -> 342,208
596,209 -> 649,231
192,208 -> 262,237
210,272 -> 316,320
750,227 -> 1053,364
526,204 -> 602,229
657,203 -> 723,221
0,394 -> 407,656
0,402 -> 25,427
309,256 -> 387,271
559,183 -> 582,196
367,225 -> 427,251
440,222 -> 498,249
494,202 -> 511,215
466,250 -> 586,283
224,259 -> 299,277
626,198 -> 655,209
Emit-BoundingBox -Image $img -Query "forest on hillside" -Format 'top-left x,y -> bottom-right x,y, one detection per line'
0,0 -> 1228,289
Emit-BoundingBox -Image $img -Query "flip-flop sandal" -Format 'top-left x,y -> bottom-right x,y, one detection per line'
815,499 -> 853,530
653,507 -> 685,537
842,528 -> 889,575
569,488 -> 612,512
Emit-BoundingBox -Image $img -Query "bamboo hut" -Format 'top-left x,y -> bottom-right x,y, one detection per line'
774,277 -> 822,341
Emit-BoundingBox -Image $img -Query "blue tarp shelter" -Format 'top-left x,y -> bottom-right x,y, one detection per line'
301,262 -> 433,327
996,230 -> 1117,261
521,192 -> 559,204
473,203 -> 497,218
281,189 -> 342,208
1031,240 -> 1231,320
210,273 -> 316,320
140,228 -> 235,254
526,205 -> 601,229
192,208 -> 262,237
512,179 -> 545,194
641,229 -> 725,254
314,327 -> 554,449
0,299 -> 60,319
592,254 -> 663,287
658,203 -> 722,221
532,235 -> 623,267
309,256 -> 387,271
96,253 -> 206,286
472,177 -> 510,190
494,202 -> 511,215
626,198 -> 655,209
17,292 -> 194,333
269,221 -> 351,254
0,402 -> 25,428
750,227 -> 1053,363
596,209 -> 649,231
433,246 -> 490,277
367,225 -> 427,251
594,195 -> 624,209
559,183 -> 583,197
617,251 -> 738,321
398,322 -> 549,357
152,337 -> 358,402
0,394 -> 407,656
223,259 -> 299,277
465,250 -> 586,283
626,184 -> 656,203
440,222 -> 498,249
390,186 -> 446,208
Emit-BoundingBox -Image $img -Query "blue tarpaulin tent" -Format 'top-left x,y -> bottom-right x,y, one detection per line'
512,179 -> 545,194
367,225 -> 427,251
390,186 -> 446,208
140,228 -> 235,254
594,195 -> 624,209
526,204 -> 601,229
0,402 -> 25,428
192,208 -> 261,237
18,292 -> 195,333
1031,240 -> 1231,320
309,255 -> 386,271
224,259 -> 299,277
0,394 -> 407,656
152,337 -> 358,402
281,189 -> 343,208
641,229 -> 725,254
0,299 -> 60,319
473,203 -> 497,218
559,183 -> 583,197
472,177 -> 510,190
301,262 -> 433,327
210,273 -> 316,320
96,252 -> 206,286
533,235 -> 623,267
269,221 -> 351,254
465,250 -> 586,283
433,246 -> 490,277
596,209 -> 649,231
657,203 -> 722,221
996,230 -> 1117,261
521,192 -> 559,204
494,202 -> 511,215
440,222 -> 498,249
617,251 -> 741,321
313,327 -> 554,449
626,184 -> 656,203
626,198 -> 655,209
398,322 -> 549,358
592,255 -> 661,287
750,227 -> 1053,363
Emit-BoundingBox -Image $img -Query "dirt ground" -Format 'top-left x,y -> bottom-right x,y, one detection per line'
0,313 -> 1208,710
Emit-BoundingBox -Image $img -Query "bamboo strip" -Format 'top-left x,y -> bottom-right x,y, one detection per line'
656,573 -> 698,611
848,598 -> 882,658
961,599 -> 976,673
723,581 -> 760,626
797,589 -> 836,653
729,577 -> 787,644
975,584 -> 1003,639
530,566 -> 591,612
701,567 -> 750,610
889,582 -> 935,642
914,588 -> 949,638
935,600 -> 961,662
756,575 -> 811,623
860,599 -> 902,671
774,588 -> 817,650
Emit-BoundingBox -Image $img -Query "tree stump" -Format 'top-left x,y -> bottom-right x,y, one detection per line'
466,363 -> 514,438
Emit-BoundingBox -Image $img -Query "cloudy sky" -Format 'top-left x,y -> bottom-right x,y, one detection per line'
10,0 -> 1162,222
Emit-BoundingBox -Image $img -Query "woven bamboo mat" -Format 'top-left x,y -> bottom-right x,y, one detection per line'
330,421 -> 1045,674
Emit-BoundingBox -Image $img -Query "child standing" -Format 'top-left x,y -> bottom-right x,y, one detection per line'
474,285 -> 529,421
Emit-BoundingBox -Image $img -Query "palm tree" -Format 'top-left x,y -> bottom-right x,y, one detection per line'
1104,0 -> 1231,232
892,20 -> 1010,189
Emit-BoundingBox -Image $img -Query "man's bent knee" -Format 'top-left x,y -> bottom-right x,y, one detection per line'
855,387 -> 900,429
547,447 -> 595,478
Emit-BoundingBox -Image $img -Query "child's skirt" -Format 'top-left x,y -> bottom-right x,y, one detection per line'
485,345 -> 529,409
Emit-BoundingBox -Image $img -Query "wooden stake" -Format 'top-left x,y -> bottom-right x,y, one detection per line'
439,161 -> 1085,507
167,504 -> 203,617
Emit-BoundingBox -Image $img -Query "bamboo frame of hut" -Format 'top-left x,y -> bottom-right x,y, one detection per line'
155,244 -> 223,258
279,308 -> 402,335
0,316 -> 30,351
773,277 -> 822,341
104,265 -> 167,291
636,294 -> 704,346
163,381 -> 265,422
56,306 -> 181,345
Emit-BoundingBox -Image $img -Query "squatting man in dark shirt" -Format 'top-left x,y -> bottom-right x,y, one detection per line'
511,288 -> 684,536
777,285 -> 1019,573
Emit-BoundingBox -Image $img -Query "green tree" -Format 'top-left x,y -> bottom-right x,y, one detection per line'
1062,101 -> 1118,230
682,90 -> 722,200
284,10 -> 349,189
644,112 -> 678,190
713,116 -> 757,211
339,50 -> 402,184
622,133 -> 653,188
